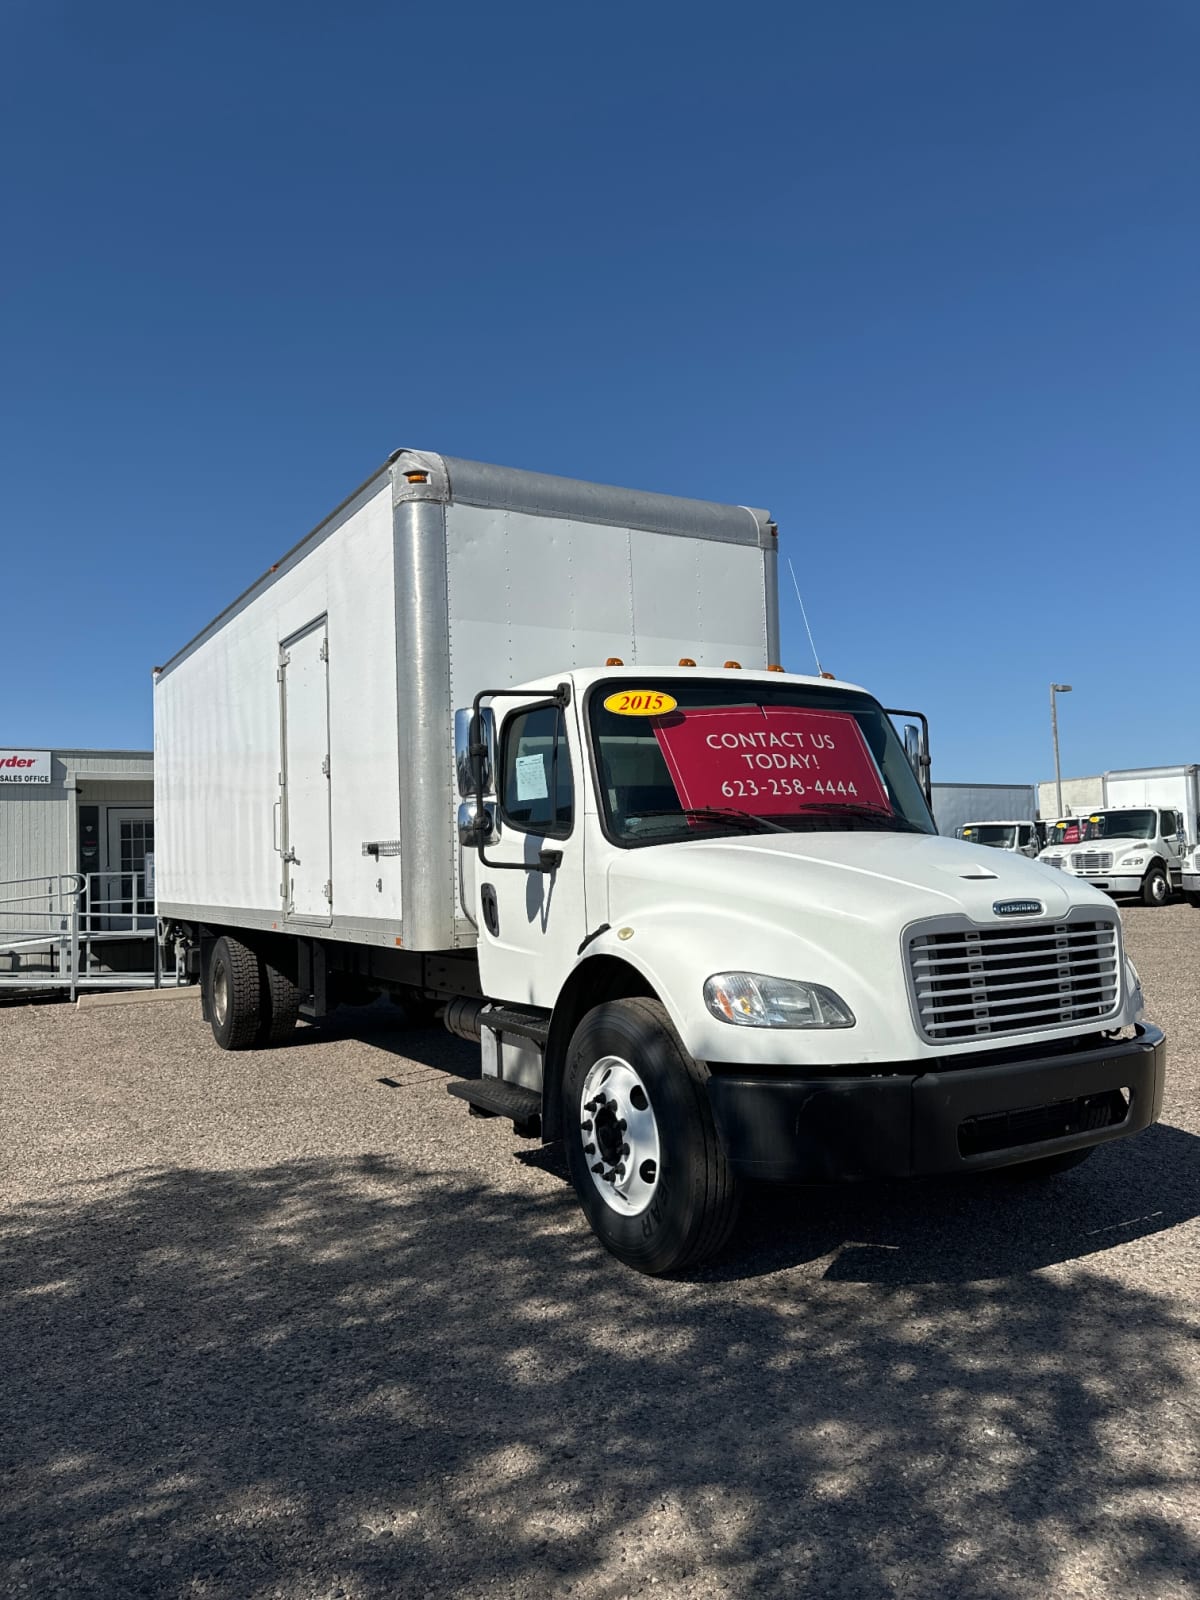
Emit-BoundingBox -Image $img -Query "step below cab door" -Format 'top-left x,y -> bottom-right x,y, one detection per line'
472,697 -> 588,1009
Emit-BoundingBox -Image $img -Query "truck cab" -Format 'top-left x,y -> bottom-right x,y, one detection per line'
1037,809 -> 1188,906
455,665 -> 1163,1271
955,820 -> 1043,858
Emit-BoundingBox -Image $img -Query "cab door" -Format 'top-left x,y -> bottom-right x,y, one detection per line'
1163,810 -> 1186,886
474,697 -> 588,1008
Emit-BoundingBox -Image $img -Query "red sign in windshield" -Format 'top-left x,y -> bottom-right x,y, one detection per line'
652,707 -> 890,816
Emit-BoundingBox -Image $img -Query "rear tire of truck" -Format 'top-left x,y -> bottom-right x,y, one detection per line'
257,957 -> 300,1045
1141,865 -> 1170,907
209,935 -> 265,1051
562,998 -> 739,1276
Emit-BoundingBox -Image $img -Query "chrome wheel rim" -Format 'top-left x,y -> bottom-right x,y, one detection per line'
579,1054 -> 661,1216
212,959 -> 229,1027
1151,875 -> 1167,903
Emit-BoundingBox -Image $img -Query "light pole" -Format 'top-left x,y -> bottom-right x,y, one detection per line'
1050,683 -> 1072,819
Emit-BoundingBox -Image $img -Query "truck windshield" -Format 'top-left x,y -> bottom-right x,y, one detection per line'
958,824 -> 1017,849
1079,810 -> 1157,841
588,678 -> 936,845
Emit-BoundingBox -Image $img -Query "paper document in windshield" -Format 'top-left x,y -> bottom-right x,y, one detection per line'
652,707 -> 890,815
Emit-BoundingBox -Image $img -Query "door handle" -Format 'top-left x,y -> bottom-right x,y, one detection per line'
273,801 -> 282,854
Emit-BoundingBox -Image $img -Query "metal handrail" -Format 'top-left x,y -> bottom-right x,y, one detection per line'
0,871 -> 165,999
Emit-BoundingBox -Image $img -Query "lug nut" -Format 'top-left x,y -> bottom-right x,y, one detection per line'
591,1162 -> 604,1174
620,1143 -> 630,1157
615,1165 -> 626,1179
581,1119 -> 593,1133
617,1119 -> 627,1132
584,1143 -> 595,1154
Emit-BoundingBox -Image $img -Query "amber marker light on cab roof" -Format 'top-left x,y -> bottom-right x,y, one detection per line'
767,664 -> 785,672
724,660 -> 742,669
678,658 -> 696,667
605,657 -> 624,666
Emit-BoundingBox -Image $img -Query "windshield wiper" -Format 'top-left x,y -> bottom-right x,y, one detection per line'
784,803 -> 927,834
626,807 -> 790,836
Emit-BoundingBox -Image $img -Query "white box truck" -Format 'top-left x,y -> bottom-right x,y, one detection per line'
1037,765 -> 1199,907
931,782 -> 1038,842
154,449 -> 1165,1274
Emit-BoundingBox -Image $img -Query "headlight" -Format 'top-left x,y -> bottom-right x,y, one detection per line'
703,972 -> 855,1029
1118,856 -> 1145,868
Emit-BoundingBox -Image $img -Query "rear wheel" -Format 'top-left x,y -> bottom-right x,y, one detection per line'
208,935 -> 264,1051
562,998 -> 739,1275
257,955 -> 300,1045
1142,865 -> 1170,907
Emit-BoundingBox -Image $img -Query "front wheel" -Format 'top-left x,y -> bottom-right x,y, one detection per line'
1142,865 -> 1170,907
1184,892 -> 1200,910
989,1146 -> 1096,1180
562,998 -> 739,1275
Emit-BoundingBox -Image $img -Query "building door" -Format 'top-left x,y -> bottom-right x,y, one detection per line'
280,617 -> 333,923
105,808 -> 155,928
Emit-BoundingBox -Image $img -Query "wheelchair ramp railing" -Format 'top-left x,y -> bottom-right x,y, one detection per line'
0,872 -> 180,999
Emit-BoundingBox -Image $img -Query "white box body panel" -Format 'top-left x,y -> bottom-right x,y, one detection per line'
1102,766 -> 1200,842
155,480 -> 404,931
155,452 -> 776,951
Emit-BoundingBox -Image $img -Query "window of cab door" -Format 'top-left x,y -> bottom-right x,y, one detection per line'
498,704 -> 574,840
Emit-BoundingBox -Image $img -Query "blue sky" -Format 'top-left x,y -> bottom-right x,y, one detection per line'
2,1 -> 1196,785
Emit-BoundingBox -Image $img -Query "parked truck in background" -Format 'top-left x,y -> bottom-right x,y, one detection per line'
1037,765 -> 1199,907
931,782 -> 1038,839
154,449 -> 1165,1274
955,820 -> 1044,857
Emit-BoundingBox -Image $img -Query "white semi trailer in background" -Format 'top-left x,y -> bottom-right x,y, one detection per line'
1038,765 -> 1199,906
154,449 -> 1165,1273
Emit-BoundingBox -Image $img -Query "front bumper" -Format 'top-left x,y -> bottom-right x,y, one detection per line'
1048,869 -> 1140,894
1183,874 -> 1200,894
707,1024 -> 1166,1182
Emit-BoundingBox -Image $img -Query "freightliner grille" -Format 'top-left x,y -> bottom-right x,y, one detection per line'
1071,851 -> 1113,873
907,918 -> 1121,1042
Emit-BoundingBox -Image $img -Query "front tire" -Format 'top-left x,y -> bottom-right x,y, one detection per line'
562,998 -> 739,1275
1184,892 -> 1200,910
208,935 -> 265,1051
1142,865 -> 1170,907
992,1146 -> 1096,1180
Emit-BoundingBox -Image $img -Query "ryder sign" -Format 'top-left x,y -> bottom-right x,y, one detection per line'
0,750 -> 51,785
653,708 -> 889,816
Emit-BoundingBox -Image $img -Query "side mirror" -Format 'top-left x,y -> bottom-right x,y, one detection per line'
454,707 -> 496,798
903,724 -> 922,777
457,799 -> 498,847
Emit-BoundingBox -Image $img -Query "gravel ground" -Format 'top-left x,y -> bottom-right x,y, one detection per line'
1,906 -> 1198,1600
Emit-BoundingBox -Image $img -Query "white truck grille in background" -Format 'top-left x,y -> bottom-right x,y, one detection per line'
1071,851 -> 1113,873
907,918 -> 1121,1042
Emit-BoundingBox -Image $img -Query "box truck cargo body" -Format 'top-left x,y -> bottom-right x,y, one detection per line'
155,450 -> 1165,1274
930,783 -> 1038,840
156,450 -> 777,952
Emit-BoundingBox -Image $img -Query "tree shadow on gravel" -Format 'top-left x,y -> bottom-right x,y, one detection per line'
2,1146 -> 1198,1600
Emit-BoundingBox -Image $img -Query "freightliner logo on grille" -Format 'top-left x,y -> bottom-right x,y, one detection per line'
993,900 -> 1044,917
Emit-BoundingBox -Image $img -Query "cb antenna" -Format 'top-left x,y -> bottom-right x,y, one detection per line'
788,558 -> 825,678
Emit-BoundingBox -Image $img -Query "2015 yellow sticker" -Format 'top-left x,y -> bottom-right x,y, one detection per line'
602,689 -> 678,717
